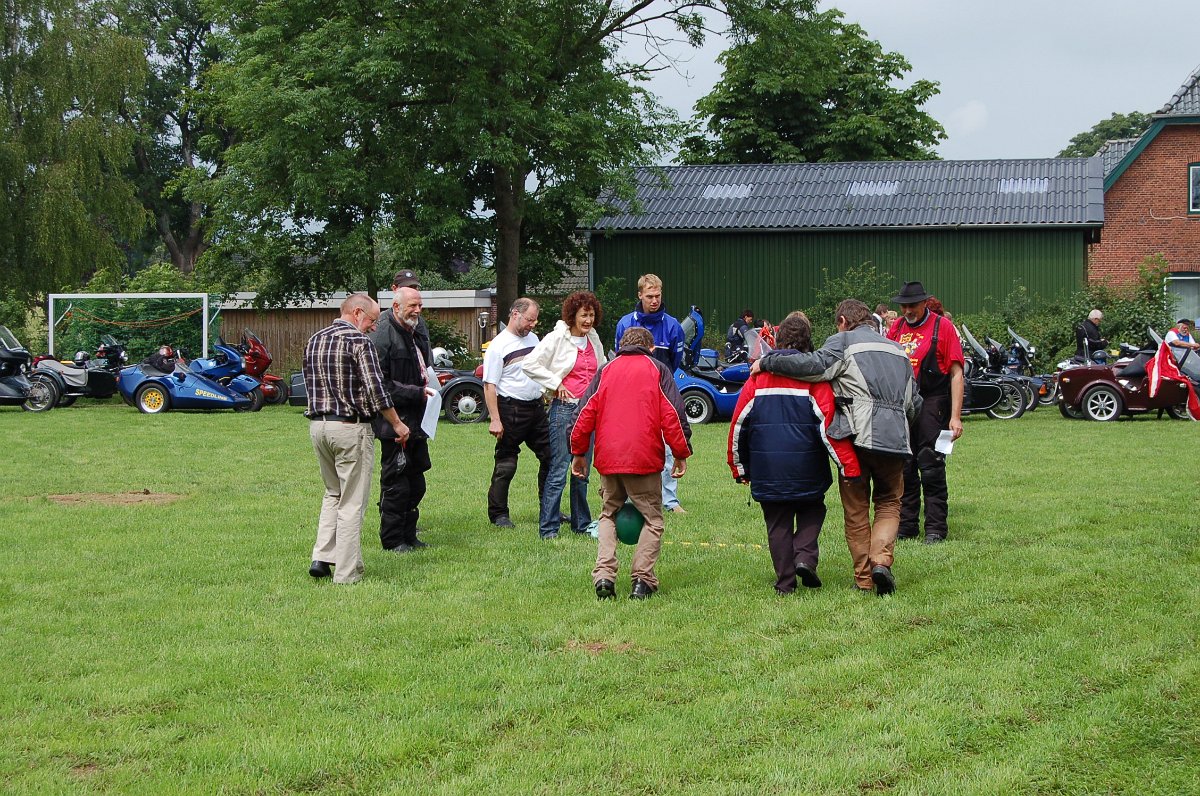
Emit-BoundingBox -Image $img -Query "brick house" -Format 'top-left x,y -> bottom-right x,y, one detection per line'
1092,66 -> 1200,319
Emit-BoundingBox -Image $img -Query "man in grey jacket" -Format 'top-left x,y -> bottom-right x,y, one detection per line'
751,299 -> 921,596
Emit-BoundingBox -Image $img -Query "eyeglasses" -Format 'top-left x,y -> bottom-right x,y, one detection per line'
358,308 -> 380,325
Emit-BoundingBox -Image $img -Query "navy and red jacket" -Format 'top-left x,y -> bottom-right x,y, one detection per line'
727,366 -> 859,503
570,345 -> 692,475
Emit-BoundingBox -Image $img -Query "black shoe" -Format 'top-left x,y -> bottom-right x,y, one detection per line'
541,531 -> 559,540
896,530 -> 919,540
871,564 -> 896,596
492,516 -> 515,528
408,538 -> 428,549
630,579 -> 655,600
559,514 -> 570,525
796,563 -> 823,589
308,560 -> 332,578
923,534 -> 945,545
595,579 -> 615,600
385,543 -> 414,554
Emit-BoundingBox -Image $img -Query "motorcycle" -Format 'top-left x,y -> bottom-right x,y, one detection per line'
31,334 -> 127,407
0,325 -> 57,412
1005,327 -> 1059,407
1057,337 -> 1195,421
187,338 -> 265,411
673,306 -> 753,424
118,347 -> 257,414
236,329 -> 289,405
959,324 -> 1027,420
982,331 -> 1043,412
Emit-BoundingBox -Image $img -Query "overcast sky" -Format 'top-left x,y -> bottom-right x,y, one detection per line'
642,0 -> 1200,161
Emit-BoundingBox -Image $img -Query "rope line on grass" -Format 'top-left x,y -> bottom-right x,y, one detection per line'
663,540 -> 765,551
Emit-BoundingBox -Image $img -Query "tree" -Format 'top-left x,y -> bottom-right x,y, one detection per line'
201,0 -> 714,315
0,0 -> 148,306
678,5 -> 945,165
117,0 -> 228,276
1057,111 -> 1151,158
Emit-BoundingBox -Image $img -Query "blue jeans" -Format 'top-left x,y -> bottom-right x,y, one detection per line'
540,399 -> 593,536
662,449 -> 680,510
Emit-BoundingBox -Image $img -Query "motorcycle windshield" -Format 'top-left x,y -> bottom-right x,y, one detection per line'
0,326 -> 21,351
959,324 -> 990,363
1007,327 -> 1034,355
100,334 -> 120,347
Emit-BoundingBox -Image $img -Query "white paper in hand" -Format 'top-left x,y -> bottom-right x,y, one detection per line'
420,389 -> 441,439
934,429 -> 954,456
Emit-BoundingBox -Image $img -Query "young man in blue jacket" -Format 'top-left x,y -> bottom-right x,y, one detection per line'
613,274 -> 688,513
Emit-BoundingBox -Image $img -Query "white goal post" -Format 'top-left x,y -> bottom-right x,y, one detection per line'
48,292 -> 212,358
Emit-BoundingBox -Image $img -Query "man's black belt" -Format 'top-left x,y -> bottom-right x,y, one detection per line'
498,395 -> 542,404
310,413 -> 369,423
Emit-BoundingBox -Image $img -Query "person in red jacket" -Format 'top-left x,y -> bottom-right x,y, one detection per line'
728,313 -> 859,595
570,326 -> 692,600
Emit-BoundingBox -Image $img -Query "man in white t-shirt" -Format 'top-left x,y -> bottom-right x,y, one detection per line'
1165,318 -> 1200,355
482,298 -> 553,528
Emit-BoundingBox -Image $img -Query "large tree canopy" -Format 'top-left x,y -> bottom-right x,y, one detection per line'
201,0 -> 711,313
117,0 -> 227,276
678,5 -> 944,165
0,0 -> 147,305
1057,111 -> 1151,158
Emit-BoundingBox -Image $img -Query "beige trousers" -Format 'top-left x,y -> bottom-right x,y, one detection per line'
310,420 -> 376,584
838,448 -> 905,589
593,472 -> 665,590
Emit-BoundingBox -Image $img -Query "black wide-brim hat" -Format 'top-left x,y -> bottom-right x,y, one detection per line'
892,281 -> 932,304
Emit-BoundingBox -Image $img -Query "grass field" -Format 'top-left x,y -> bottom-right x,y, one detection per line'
1,402 -> 1198,794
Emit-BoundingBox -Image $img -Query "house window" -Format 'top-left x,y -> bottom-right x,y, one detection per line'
1166,273 -> 1200,325
1190,163 -> 1200,213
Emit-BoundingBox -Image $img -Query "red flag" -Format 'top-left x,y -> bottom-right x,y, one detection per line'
1148,341 -> 1200,419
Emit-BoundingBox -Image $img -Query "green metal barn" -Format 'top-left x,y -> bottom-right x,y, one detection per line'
586,159 -> 1104,329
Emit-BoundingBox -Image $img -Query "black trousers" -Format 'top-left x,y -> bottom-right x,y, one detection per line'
761,499 -> 826,593
487,397 -> 552,522
379,436 -> 430,550
900,393 -> 950,538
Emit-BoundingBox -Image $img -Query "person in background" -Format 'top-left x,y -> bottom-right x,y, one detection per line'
1074,309 -> 1108,363
571,326 -> 691,600
753,299 -> 922,596
872,304 -> 889,335
613,274 -> 688,514
725,309 -> 755,362
1165,318 -> 1200,354
522,291 -> 607,538
481,298 -> 553,530
371,286 -> 437,554
887,281 -> 964,545
303,293 -> 409,584
729,313 -> 858,595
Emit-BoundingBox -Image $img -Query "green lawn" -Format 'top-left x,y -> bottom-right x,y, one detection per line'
1,403 -> 1197,794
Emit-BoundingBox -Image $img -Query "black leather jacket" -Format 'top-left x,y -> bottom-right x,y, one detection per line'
370,311 -> 433,439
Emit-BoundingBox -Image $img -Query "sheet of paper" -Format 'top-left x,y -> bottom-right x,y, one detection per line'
934,429 -> 954,456
420,388 -> 441,439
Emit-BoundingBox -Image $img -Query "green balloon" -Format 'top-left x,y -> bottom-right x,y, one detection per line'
615,502 -> 645,545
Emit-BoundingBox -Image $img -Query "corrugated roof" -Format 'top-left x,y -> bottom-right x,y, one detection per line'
590,159 -> 1104,232
1158,63 -> 1200,116
1098,138 -> 1137,178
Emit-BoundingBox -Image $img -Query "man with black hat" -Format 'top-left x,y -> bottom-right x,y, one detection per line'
886,281 -> 964,544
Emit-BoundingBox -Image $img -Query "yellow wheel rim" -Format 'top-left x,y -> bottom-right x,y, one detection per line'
143,389 -> 165,411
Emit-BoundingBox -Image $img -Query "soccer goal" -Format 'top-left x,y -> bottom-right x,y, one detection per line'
47,293 -> 212,360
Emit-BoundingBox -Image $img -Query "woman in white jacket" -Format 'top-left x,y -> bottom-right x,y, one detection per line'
522,292 -> 607,538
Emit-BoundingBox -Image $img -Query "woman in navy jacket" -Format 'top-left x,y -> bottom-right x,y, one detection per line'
728,313 -> 858,594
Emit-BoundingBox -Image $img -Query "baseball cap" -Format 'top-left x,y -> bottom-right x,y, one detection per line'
392,270 -> 420,289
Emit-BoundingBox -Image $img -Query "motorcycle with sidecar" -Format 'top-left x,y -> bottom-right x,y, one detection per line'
1058,332 -> 1197,421
32,334 -> 127,407
0,326 -> 57,412
672,306 -> 752,424
118,347 -> 257,413
187,339 -> 265,411
959,324 -> 1027,420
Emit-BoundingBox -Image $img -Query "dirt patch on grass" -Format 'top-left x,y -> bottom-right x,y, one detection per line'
47,489 -> 183,506
70,762 -> 101,780
565,640 -> 641,655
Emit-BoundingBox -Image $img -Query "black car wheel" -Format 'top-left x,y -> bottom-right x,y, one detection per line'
682,390 -> 715,424
1166,402 -> 1194,420
444,383 -> 486,424
1081,384 -> 1123,422
1058,400 -> 1084,420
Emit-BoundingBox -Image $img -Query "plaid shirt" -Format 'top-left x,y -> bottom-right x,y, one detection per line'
303,319 -> 393,419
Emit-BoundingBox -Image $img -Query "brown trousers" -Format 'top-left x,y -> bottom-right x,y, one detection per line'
761,499 -> 826,593
593,472 -> 665,590
838,448 -> 905,589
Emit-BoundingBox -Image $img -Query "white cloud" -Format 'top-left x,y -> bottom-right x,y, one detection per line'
945,100 -> 989,138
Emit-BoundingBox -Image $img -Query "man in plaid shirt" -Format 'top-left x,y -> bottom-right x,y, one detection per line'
303,293 -> 410,584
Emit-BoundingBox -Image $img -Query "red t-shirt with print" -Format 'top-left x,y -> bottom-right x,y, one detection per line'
886,311 -> 965,377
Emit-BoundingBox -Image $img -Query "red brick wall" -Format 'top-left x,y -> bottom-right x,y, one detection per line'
1088,125 -> 1200,283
